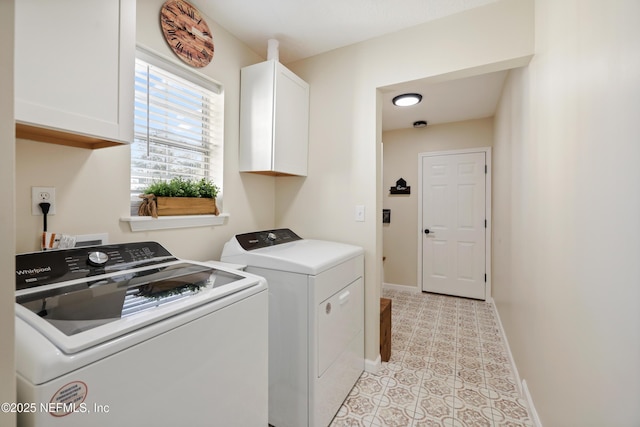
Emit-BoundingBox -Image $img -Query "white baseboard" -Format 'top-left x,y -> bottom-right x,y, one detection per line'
522,379 -> 543,427
364,355 -> 381,374
491,301 -> 542,427
382,283 -> 421,293
489,300 -> 523,396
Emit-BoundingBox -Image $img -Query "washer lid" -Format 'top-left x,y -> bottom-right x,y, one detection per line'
221,237 -> 364,275
15,260 -> 260,354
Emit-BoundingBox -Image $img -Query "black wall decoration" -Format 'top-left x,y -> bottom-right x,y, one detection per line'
390,178 -> 410,195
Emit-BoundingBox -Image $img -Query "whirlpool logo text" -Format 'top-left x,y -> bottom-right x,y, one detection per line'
16,266 -> 52,276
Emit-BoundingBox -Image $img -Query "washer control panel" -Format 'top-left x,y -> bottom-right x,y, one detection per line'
15,241 -> 175,290
235,228 -> 302,251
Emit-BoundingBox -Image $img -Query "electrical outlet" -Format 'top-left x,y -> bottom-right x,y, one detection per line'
32,187 -> 56,215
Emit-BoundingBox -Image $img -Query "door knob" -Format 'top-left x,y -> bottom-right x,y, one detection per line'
424,229 -> 432,235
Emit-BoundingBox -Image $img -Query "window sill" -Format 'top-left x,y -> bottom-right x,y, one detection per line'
120,213 -> 229,232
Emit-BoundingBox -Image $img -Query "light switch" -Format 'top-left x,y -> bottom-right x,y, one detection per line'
355,205 -> 365,222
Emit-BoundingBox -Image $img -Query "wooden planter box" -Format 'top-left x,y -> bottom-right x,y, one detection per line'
156,197 -> 219,216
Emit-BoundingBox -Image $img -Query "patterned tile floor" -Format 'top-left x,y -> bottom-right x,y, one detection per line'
331,288 -> 534,427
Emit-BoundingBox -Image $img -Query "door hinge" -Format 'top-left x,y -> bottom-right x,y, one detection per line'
484,274 -> 487,282
485,165 -> 488,174
484,219 -> 487,228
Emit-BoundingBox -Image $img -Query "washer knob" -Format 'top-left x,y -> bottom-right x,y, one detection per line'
87,251 -> 109,267
267,232 -> 277,241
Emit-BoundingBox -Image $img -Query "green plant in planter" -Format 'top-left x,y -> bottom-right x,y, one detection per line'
143,177 -> 219,199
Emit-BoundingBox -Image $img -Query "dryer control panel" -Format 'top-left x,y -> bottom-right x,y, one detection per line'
235,228 -> 302,251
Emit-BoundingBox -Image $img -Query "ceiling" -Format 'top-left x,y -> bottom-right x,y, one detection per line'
197,0 -> 508,130
380,71 -> 508,131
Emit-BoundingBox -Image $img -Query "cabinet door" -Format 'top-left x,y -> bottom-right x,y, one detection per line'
239,61 -> 277,172
273,63 -> 309,176
239,60 -> 309,176
15,0 -> 134,146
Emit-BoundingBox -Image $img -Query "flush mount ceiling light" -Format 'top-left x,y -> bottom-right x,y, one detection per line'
392,93 -> 422,107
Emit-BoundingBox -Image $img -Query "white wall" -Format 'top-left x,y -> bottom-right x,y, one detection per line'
15,0 -> 275,261
0,0 -> 16,425
281,0 -> 533,364
492,0 -> 640,425
382,118 -> 493,289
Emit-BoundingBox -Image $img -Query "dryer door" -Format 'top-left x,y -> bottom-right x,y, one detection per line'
317,277 -> 363,376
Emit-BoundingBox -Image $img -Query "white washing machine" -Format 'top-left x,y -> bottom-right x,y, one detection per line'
14,241 -> 268,427
221,229 -> 364,427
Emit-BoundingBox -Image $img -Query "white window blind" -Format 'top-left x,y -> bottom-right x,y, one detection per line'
131,48 -> 224,213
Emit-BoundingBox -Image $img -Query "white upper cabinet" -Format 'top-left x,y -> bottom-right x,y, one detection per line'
240,60 -> 309,176
14,0 -> 135,149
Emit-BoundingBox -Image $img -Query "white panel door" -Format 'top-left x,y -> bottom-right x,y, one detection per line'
421,152 -> 486,299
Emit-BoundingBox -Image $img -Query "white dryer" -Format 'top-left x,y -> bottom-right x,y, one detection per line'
221,229 -> 364,427
15,241 -> 268,427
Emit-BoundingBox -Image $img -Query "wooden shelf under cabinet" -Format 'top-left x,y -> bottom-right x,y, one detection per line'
16,123 -> 123,150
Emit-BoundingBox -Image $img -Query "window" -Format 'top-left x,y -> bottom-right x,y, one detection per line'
131,47 -> 224,214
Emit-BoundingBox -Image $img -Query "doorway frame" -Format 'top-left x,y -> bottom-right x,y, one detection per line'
417,147 -> 492,301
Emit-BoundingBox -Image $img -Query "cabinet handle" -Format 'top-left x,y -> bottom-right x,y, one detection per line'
339,291 -> 350,305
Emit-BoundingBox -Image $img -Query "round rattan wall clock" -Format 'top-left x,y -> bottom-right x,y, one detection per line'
160,0 -> 214,67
